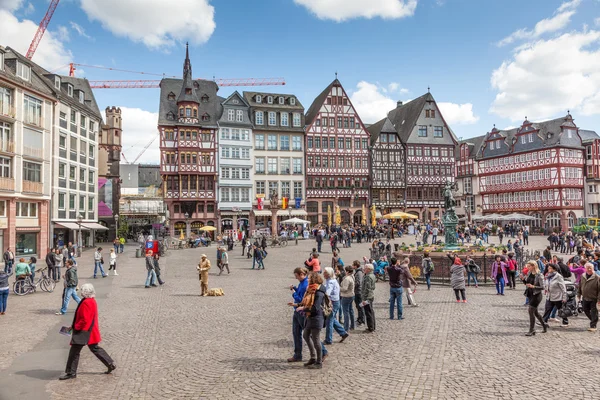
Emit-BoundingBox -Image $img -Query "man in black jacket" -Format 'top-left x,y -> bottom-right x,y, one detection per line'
56,260 -> 80,315
45,248 -> 55,280
577,262 -> 600,332
353,260 -> 365,326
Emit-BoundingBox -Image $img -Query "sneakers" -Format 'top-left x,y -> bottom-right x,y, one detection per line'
561,323 -> 569,328
303,359 -> 316,367
462,300 -> 467,303
456,300 -> 461,303
307,363 -> 322,369
113,272 -> 118,276
588,327 -> 597,332
55,311 -> 64,315
550,318 -> 560,323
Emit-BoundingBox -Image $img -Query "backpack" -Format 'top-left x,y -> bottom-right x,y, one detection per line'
321,292 -> 333,318
508,260 -> 517,271
424,259 -> 434,273
558,262 -> 572,278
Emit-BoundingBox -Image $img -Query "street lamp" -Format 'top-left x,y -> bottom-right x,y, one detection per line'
114,213 -> 119,241
76,213 -> 83,257
184,212 -> 190,239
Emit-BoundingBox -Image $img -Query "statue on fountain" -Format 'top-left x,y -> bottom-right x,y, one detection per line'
442,180 -> 460,250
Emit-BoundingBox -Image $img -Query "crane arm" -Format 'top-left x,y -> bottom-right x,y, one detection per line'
121,152 -> 129,164
26,0 -> 60,60
88,78 -> 286,89
132,134 -> 159,165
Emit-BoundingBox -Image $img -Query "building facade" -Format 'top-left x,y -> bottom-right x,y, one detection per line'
217,91 -> 253,234
158,45 -> 221,237
0,46 -> 52,258
98,106 -> 122,242
244,91 -> 305,232
368,93 -> 457,221
304,79 -> 370,226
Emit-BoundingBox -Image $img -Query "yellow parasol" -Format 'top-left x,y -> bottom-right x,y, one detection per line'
361,204 -> 367,225
179,229 -> 185,240
371,204 -> 377,227
335,205 -> 342,225
383,211 -> 419,220
327,205 -> 332,227
199,226 -> 217,231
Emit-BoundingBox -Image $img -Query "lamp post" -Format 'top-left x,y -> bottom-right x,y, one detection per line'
184,212 -> 190,239
114,213 -> 119,241
76,214 -> 83,257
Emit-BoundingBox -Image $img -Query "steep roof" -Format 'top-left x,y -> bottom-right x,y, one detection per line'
242,91 -> 304,110
177,43 -> 200,104
158,78 -> 223,126
580,129 -> 600,143
366,118 -> 386,146
304,78 -> 338,126
386,93 -> 432,142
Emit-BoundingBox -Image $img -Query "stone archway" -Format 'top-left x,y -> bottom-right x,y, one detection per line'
341,210 -> 351,225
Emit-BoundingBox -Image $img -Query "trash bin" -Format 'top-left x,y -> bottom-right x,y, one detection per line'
136,248 -> 143,258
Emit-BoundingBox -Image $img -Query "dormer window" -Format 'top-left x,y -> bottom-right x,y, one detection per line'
267,96 -> 273,104
256,95 -> 262,103
185,88 -> 192,95
16,61 -> 30,81
67,84 -> 73,97
55,76 -> 61,89
201,113 -> 210,122
179,107 -> 184,117
167,112 -> 175,121
78,91 -> 84,104
194,81 -> 199,89
278,96 -> 284,105
290,97 -> 296,106
565,128 -> 575,139
201,94 -> 209,103
167,92 -> 176,101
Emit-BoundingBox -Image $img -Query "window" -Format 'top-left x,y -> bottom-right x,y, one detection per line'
281,181 -> 290,197
322,118 -> 328,127
221,168 -> 230,179
293,158 -> 302,174
16,202 -> 37,217
344,117 -> 349,128
255,111 -> 264,125
418,126 -> 427,137
89,143 -> 94,159
58,193 -> 65,209
67,84 -> 73,97
267,96 -> 273,104
79,195 -> 85,210
314,137 -> 320,148
0,157 -> 10,178
350,117 -> 355,128
290,98 -> 296,106
23,161 -> 41,182
268,112 -> 276,126
16,62 -> 30,81
521,135 -> 526,144
346,138 -> 352,149
330,137 -> 335,149
241,188 -> 250,202
307,137 -> 313,148
69,194 -> 75,209
434,126 -> 443,138
256,95 -> 262,103
255,134 -> 264,149
279,96 -> 284,105
201,95 -> 209,103
79,167 -> 86,182
23,95 -> 42,126
236,110 -> 243,122
292,136 -> 301,151
16,232 -> 37,256
0,52 -> 3,71
256,181 -> 265,195
268,158 -> 277,174
186,108 -> 192,117
294,182 -> 302,198
293,113 -> 301,127
337,117 -> 342,128
221,188 -> 230,202
55,76 -> 61,89
79,91 -> 84,104
280,135 -> 290,150
88,170 -> 94,184
280,158 -> 290,174
268,135 -> 277,150
268,181 -> 278,197
281,112 -> 289,126
228,109 -> 234,121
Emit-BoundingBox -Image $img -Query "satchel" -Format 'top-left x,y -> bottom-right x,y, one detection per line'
71,312 -> 96,345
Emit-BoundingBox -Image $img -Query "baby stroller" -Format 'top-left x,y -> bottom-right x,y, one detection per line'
559,282 -> 579,318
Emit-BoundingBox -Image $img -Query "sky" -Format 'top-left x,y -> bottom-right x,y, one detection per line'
2,0 -> 600,163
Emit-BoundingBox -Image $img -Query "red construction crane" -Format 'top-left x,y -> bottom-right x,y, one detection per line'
26,0 -> 60,60
68,63 -> 285,88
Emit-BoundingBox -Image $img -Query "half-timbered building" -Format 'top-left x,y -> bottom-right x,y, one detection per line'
582,130 -> 600,218
455,136 -> 484,220
158,45 -> 222,235
304,79 -> 370,225
368,92 -> 458,221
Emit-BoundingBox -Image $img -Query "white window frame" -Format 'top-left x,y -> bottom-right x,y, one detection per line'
236,110 -> 243,122
267,96 -> 273,104
228,109 -> 234,121
16,62 -> 30,81
67,84 -> 73,97
290,97 -> 296,106
281,112 -> 289,127
79,91 -> 84,104
255,111 -> 264,125
292,113 -> 301,127
278,96 -> 284,105
55,76 -> 61,89
0,52 -> 3,71
256,95 -> 262,103
268,111 -> 276,126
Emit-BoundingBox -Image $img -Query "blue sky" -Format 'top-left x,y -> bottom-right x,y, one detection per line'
2,0 -> 600,162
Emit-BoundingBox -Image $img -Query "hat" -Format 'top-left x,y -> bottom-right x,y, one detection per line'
539,256 -> 545,260
201,254 -> 207,258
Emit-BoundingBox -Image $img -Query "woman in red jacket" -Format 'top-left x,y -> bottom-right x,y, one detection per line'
59,283 -> 115,380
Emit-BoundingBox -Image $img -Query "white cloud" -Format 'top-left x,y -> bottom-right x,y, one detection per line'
0,0 -> 23,11
23,2 -> 34,14
294,0 -> 417,22
79,0 -> 215,49
0,10 -> 72,70
490,30 -> 600,121
437,102 -> 479,125
69,21 -> 92,40
497,0 -> 580,47
56,25 -> 70,42
119,107 -> 160,164
350,81 -> 397,123
388,82 -> 399,92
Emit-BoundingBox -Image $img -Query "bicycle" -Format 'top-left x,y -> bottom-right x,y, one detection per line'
13,267 -> 56,296
270,236 -> 288,248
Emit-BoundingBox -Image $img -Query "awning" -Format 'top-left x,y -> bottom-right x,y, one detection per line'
55,222 -> 89,231
291,210 -> 308,216
253,210 -> 272,217
82,222 -> 109,230
276,210 -> 291,216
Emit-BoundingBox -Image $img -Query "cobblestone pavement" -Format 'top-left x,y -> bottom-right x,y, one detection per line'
2,235 -> 600,399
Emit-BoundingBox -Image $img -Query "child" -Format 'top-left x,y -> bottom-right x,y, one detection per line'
108,248 -> 118,276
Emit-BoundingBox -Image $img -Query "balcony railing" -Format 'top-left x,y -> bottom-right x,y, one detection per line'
0,177 -> 15,191
23,113 -> 42,127
22,180 -> 43,194
0,103 -> 16,119
23,145 -> 43,159
0,140 -> 15,153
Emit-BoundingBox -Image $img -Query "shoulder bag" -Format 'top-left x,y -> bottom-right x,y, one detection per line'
71,312 -> 96,345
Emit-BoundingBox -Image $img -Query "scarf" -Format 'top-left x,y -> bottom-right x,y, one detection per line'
301,284 -> 320,310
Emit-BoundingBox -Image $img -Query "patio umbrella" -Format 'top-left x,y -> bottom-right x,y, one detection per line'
281,217 -> 310,224
335,205 -> 342,225
361,204 -> 367,225
179,229 -> 185,240
327,205 -> 332,227
371,204 -> 377,227
199,226 -> 217,231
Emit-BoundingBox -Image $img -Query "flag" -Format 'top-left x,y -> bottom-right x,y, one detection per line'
295,197 -> 301,209
257,197 -> 264,210
282,197 -> 289,209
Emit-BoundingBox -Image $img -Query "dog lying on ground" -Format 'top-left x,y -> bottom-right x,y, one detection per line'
206,288 -> 224,296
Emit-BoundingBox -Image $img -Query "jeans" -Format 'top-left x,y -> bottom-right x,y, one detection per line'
582,299 -> 599,328
60,287 -> 81,314
354,293 -> 365,324
495,277 -> 505,294
467,272 -> 478,286
94,261 -> 106,278
292,311 -> 305,360
325,300 -> 347,343
363,299 -> 376,331
145,269 -> 157,286
432,235 -> 437,244
0,289 -> 8,313
303,327 -> 322,363
454,289 -> 466,301
389,287 -> 403,319
113,244 -> 119,253
317,242 -> 322,252
543,300 -> 567,324
425,273 -> 431,289
119,244 -> 124,253
4,260 -> 12,274
341,296 -> 355,331
507,270 -> 516,288
30,263 -> 36,282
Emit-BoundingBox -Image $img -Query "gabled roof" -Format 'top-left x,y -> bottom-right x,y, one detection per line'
366,118 -> 386,146
177,43 -> 200,104
158,78 -> 223,126
305,78 -> 339,126
579,129 -> 600,143
242,91 -> 304,110
387,93 -> 432,142
222,90 -> 250,108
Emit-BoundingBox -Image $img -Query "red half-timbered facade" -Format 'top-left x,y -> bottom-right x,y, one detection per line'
304,79 -> 370,225
476,114 -> 585,229
158,45 -> 221,234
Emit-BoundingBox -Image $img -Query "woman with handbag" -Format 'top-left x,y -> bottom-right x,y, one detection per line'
59,283 -> 115,380
524,261 -> 548,336
295,272 -> 326,369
